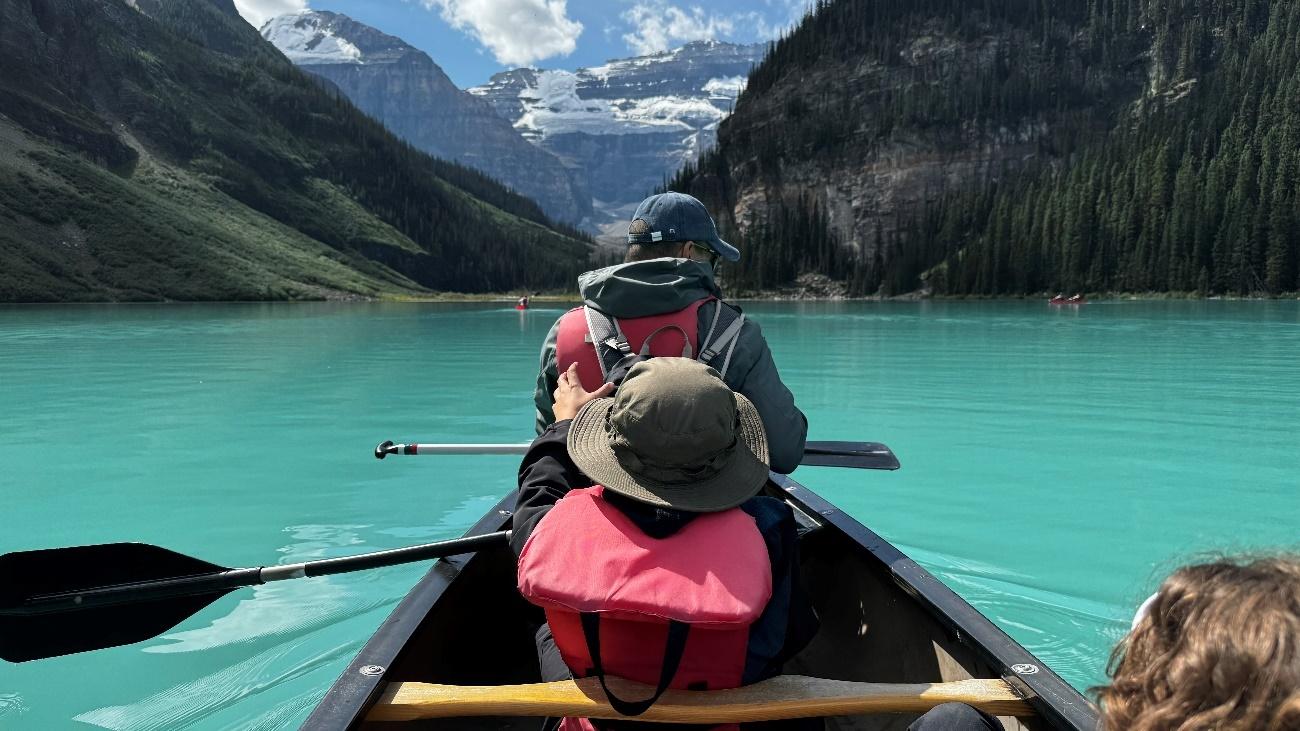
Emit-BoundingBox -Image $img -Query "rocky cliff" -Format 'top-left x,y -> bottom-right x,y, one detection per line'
673,0 -> 1300,297
670,0 -> 1148,293
262,11 -> 592,225
469,41 -> 764,232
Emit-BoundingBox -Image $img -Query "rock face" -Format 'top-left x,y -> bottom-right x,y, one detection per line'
671,3 -> 1147,293
262,11 -> 592,225
469,41 -> 765,229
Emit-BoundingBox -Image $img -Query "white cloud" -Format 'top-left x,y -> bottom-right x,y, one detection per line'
621,2 -> 736,56
422,0 -> 583,67
755,0 -> 814,38
233,0 -> 307,29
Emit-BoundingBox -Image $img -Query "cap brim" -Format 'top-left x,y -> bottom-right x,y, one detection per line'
710,236 -> 741,262
566,393 -> 770,512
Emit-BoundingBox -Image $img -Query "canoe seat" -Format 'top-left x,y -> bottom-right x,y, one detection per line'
365,674 -> 1034,723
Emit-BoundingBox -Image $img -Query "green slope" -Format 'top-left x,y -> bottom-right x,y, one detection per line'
0,0 -> 591,301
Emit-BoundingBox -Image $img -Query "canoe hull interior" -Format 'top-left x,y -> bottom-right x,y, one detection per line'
307,479 -> 1097,731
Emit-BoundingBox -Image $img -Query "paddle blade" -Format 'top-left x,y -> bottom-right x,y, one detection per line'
0,591 -> 231,663
0,543 -> 231,663
801,442 -> 901,471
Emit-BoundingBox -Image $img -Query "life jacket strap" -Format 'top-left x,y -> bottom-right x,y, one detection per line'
639,325 -> 693,358
583,300 -> 743,381
583,306 -> 626,382
579,612 -> 691,717
699,305 -> 745,380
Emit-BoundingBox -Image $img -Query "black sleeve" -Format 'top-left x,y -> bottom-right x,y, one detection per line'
511,420 -> 591,556
740,497 -> 820,683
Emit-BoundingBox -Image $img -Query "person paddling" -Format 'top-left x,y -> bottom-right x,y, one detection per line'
513,358 -> 819,730
533,192 -> 807,474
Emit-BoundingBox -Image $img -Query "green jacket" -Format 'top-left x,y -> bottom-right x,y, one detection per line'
533,258 -> 808,474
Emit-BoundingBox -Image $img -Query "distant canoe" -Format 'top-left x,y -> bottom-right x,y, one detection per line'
1049,295 -> 1087,305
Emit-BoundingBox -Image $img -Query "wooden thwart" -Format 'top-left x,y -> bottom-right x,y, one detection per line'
366,675 -> 1034,723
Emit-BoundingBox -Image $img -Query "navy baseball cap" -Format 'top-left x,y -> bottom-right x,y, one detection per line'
627,192 -> 740,262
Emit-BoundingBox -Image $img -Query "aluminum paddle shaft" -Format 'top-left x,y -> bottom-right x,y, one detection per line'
374,439 -> 900,471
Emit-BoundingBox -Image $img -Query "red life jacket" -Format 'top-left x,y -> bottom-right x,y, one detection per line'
555,298 -> 714,392
517,486 -> 772,730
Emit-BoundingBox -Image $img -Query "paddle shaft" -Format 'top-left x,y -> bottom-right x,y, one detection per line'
6,530 -> 509,617
368,676 -> 1034,723
375,440 -> 900,470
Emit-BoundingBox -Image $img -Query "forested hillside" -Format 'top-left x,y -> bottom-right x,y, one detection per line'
670,0 -> 1299,297
0,0 -> 590,301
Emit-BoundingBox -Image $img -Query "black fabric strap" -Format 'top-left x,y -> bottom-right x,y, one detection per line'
579,613 -> 691,717
584,307 -> 625,381
699,302 -> 743,378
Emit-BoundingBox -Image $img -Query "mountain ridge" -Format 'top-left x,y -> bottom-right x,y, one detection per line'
468,40 -> 766,234
669,0 -> 1300,297
0,0 -> 590,302
262,10 -> 593,225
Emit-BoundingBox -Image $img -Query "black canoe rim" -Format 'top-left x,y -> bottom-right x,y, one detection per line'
299,497 -> 516,729
768,474 -> 1099,731
301,477 -> 1100,730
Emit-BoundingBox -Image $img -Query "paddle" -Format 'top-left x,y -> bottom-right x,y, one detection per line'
0,530 -> 509,663
375,440 -> 902,471
367,675 -> 1034,722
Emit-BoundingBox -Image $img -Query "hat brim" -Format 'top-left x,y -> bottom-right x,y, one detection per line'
709,236 -> 741,262
566,392 -> 769,512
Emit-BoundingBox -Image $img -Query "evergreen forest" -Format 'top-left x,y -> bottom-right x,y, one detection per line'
671,0 -> 1300,297
0,0 -> 590,301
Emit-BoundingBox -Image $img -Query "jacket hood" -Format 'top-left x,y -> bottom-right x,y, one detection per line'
578,259 -> 721,318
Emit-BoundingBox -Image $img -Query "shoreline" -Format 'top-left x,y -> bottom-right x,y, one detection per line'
2,291 -> 1297,306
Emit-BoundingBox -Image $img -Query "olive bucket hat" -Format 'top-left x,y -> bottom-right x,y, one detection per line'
567,358 -> 770,512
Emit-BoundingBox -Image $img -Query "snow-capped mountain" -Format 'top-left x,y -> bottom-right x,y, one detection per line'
469,41 -> 766,229
262,11 -> 591,225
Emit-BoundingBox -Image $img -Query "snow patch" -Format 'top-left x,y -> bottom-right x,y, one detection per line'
523,71 -> 603,113
506,65 -> 738,138
516,93 -> 723,138
703,75 -> 746,97
262,12 -> 364,65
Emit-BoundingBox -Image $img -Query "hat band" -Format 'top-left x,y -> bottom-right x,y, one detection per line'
607,416 -> 740,485
627,231 -> 671,244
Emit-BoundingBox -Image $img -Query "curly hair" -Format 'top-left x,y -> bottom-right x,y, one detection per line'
1096,557 -> 1300,731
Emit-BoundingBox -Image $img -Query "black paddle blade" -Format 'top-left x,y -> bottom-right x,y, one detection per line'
800,441 -> 901,471
0,543 -> 232,663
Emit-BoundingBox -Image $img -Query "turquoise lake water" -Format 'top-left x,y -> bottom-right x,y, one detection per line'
1,300 -> 1297,729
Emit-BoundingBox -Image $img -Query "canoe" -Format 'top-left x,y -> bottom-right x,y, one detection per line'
301,473 -> 1099,730
1048,297 -> 1087,305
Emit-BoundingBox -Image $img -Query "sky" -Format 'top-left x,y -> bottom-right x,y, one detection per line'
232,0 -> 810,88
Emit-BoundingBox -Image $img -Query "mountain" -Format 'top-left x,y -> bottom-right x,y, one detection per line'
0,0 -> 590,302
469,41 -> 765,233
261,11 -> 593,226
669,0 -> 1300,297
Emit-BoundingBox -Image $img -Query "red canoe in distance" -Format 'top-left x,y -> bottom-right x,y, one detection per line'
1049,294 -> 1087,306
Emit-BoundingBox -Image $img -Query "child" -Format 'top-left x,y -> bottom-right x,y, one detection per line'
1098,556 -> 1300,731
512,358 -> 819,730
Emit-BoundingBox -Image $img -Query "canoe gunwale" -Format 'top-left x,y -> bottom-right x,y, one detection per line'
769,473 -> 1099,731
300,494 -> 516,730
304,478 -> 1099,730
